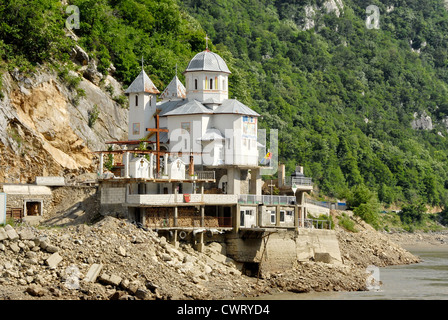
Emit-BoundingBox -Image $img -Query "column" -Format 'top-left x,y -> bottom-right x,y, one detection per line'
300,206 -> 304,228
200,205 -> 205,227
124,151 -> 130,178
294,205 -> 299,229
149,153 -> 154,179
99,153 -> 104,176
163,155 -> 168,176
250,168 -> 262,195
174,206 -> 178,227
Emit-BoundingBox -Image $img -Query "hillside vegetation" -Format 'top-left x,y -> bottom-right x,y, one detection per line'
3,0 -> 448,215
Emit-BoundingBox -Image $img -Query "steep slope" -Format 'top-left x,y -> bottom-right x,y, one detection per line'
0,62 -> 128,183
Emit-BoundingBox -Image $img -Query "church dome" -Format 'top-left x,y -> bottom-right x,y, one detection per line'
184,50 -> 231,74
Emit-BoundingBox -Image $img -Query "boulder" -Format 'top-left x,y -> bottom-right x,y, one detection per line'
46,252 -> 62,269
4,225 -> 19,240
83,263 -> 103,283
26,284 -> 46,297
0,227 -> 8,241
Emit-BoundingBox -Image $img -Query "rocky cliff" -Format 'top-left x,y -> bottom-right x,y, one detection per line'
0,53 -> 128,184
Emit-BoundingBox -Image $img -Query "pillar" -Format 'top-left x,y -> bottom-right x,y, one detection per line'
300,206 -> 304,228
99,153 -> 104,176
174,206 -> 178,227
124,151 -> 130,178
200,205 -> 204,227
149,153 -> 154,179
250,168 -> 262,195
163,155 -> 168,176
196,231 -> 205,253
172,230 -> 179,248
278,164 -> 285,188
189,155 -> 194,176
294,205 -> 299,229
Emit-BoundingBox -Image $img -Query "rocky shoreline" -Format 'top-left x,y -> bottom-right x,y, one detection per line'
0,211 -> 433,300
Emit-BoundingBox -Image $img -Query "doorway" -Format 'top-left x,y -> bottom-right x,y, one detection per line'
25,201 -> 42,216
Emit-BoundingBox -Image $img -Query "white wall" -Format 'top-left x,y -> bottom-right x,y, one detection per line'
185,71 -> 228,103
167,115 -> 211,165
128,93 -> 157,140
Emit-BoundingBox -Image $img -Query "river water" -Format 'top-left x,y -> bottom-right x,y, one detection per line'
256,246 -> 448,300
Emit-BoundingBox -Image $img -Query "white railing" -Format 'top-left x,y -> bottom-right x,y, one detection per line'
238,194 -> 296,205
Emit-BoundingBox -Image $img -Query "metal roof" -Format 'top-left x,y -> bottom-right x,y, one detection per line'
184,50 -> 231,74
159,75 -> 186,100
124,69 -> 160,94
213,99 -> 260,116
159,99 -> 213,116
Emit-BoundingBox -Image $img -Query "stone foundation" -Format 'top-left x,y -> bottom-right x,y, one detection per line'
225,228 -> 342,277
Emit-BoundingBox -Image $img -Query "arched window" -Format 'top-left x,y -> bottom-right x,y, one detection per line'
215,77 -> 218,89
222,79 -> 226,90
135,95 -> 138,106
194,79 -> 198,90
210,78 -> 213,89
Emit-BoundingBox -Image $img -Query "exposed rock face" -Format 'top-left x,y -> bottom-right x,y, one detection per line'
411,111 -> 433,131
302,0 -> 344,31
0,65 -> 128,183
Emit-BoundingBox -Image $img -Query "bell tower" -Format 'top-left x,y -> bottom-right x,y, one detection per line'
124,64 -> 160,141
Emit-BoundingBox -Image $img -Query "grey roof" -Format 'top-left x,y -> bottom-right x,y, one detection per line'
125,69 -> 160,94
159,75 -> 186,100
159,99 -> 213,116
213,99 -> 260,116
184,50 -> 231,74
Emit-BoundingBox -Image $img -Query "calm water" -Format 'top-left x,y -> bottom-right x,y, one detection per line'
256,246 -> 448,300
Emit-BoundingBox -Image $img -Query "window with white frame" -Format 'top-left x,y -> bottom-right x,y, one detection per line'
270,210 -> 276,224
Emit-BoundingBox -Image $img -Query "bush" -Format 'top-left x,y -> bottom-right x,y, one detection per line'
353,198 -> 381,230
337,213 -> 357,232
88,104 -> 100,128
398,203 -> 426,226
346,184 -> 376,209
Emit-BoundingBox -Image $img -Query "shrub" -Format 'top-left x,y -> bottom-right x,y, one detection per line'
353,198 -> 381,230
88,104 -> 100,128
398,203 -> 426,226
338,213 -> 357,232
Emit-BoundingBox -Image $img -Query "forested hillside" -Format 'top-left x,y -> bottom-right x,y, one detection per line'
2,0 -> 448,211
180,0 -> 448,209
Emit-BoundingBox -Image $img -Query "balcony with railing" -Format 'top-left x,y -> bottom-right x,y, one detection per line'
126,193 -> 238,206
284,176 -> 313,188
237,194 -> 297,205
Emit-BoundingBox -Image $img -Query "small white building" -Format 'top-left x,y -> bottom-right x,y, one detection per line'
129,157 -> 150,179
168,158 -> 186,180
